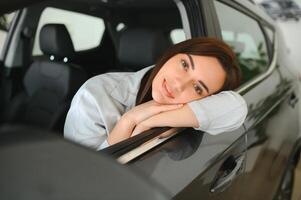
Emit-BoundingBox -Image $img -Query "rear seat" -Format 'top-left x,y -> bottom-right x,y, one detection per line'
115,28 -> 172,71
1,24 -> 87,132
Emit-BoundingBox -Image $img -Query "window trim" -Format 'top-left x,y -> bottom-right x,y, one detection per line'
217,0 -> 275,29
174,0 -> 192,39
237,33 -> 277,95
213,0 -> 278,95
261,24 -> 275,61
117,128 -> 183,164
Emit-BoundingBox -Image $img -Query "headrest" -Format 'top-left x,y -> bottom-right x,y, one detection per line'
118,28 -> 171,70
24,61 -> 86,99
39,24 -> 75,60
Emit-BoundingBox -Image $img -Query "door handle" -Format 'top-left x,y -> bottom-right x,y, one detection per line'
210,155 -> 245,193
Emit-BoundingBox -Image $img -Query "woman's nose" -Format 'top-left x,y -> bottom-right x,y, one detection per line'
173,76 -> 191,93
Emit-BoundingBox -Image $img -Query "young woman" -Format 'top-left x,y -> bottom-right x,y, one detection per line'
64,37 -> 248,150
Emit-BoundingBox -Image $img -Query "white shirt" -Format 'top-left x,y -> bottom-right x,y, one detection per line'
64,66 -> 248,150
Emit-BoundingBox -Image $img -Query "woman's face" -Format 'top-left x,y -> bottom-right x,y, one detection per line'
152,53 -> 226,104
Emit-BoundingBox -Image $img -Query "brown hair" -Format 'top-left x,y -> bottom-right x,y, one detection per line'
136,37 -> 242,105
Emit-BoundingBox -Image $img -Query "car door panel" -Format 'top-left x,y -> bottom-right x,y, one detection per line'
239,65 -> 299,199
130,126 -> 247,199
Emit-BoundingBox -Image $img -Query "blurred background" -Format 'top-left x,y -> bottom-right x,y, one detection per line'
254,1 -> 301,199
254,0 -> 301,79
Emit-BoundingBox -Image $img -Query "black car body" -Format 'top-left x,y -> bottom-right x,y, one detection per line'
0,0 -> 300,199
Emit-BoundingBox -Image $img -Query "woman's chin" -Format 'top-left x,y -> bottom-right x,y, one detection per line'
152,91 -> 167,104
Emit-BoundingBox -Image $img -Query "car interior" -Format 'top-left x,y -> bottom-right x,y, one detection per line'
0,0 -> 185,135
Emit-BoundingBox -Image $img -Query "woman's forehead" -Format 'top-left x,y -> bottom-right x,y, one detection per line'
188,54 -> 226,93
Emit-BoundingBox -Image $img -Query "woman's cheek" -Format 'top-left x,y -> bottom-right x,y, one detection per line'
152,88 -> 163,103
180,93 -> 201,103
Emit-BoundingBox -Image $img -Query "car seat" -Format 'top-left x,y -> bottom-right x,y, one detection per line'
1,24 -> 87,132
116,28 -> 172,71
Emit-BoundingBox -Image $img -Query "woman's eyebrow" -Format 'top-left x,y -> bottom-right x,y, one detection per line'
186,54 -> 195,70
186,54 -> 210,93
198,80 -> 209,93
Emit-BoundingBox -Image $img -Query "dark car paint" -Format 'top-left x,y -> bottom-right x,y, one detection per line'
0,125 -> 171,200
130,126 -> 247,198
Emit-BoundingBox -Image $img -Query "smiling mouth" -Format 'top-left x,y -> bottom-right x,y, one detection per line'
163,79 -> 174,98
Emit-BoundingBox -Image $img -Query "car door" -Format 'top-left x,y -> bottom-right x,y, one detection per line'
212,0 -> 300,199
125,1 -> 248,199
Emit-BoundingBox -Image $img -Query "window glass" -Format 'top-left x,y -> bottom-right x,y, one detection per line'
214,1 -> 270,84
170,29 -> 186,44
0,12 -> 16,57
32,7 -> 105,56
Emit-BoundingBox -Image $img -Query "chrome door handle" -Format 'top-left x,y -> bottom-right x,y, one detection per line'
210,155 -> 245,193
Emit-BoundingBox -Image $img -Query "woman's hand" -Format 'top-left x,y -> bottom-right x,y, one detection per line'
124,100 -> 183,125
131,120 -> 175,139
131,103 -> 199,137
108,100 -> 183,145
131,120 -> 152,137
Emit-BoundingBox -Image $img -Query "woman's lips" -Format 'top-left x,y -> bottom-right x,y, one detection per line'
163,79 -> 174,98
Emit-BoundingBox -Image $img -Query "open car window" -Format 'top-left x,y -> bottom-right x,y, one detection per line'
96,0 -> 188,157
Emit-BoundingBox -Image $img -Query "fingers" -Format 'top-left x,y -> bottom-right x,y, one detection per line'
126,100 -> 184,126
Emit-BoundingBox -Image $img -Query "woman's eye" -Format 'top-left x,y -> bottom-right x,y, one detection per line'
181,59 -> 189,71
193,84 -> 203,95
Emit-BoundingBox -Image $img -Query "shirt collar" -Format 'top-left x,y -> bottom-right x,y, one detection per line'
110,65 -> 154,108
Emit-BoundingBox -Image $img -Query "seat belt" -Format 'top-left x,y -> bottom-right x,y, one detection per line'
21,26 -> 33,69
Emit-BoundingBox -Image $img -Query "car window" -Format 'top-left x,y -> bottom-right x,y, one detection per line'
214,1 -> 270,84
0,12 -> 16,59
170,28 -> 186,44
32,7 -> 105,56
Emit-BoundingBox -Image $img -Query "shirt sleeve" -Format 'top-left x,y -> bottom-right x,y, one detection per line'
64,88 -> 109,150
187,91 -> 248,135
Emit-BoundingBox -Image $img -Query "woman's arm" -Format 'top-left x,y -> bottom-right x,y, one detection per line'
131,91 -> 248,137
64,89 -> 109,150
107,100 -> 183,145
107,115 -> 136,145
131,104 -> 196,137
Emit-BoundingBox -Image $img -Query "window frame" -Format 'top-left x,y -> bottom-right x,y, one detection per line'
211,0 -> 278,95
261,24 -> 275,60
